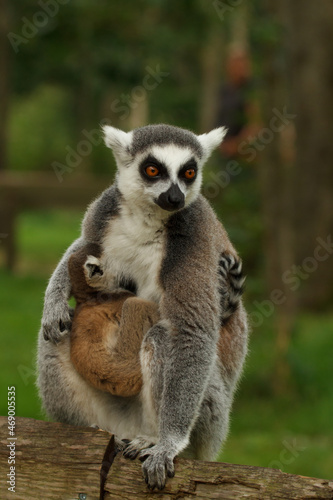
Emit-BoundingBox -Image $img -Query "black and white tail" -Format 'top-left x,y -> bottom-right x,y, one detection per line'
218,252 -> 245,323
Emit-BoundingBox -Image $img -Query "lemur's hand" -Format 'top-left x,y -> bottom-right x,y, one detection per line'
42,299 -> 72,343
139,444 -> 175,491
83,255 -> 114,291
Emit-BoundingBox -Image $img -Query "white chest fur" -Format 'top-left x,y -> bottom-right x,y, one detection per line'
101,206 -> 166,302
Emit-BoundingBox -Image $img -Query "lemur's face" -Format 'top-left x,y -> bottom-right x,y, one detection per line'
120,144 -> 203,213
103,124 -> 226,215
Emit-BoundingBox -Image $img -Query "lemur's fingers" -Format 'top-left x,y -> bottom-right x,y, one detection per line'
139,445 -> 175,491
123,436 -> 155,460
42,301 -> 72,343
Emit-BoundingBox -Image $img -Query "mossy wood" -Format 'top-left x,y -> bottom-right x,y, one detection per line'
0,417 -> 332,499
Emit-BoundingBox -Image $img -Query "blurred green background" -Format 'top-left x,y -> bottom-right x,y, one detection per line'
0,0 -> 332,481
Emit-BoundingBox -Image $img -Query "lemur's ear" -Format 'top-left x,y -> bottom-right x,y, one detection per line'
197,127 -> 227,160
103,125 -> 132,164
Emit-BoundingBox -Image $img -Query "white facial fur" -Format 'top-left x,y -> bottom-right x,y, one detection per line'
103,125 -> 227,215
117,144 -> 202,215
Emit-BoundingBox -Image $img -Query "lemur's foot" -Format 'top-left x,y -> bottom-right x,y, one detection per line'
139,444 -> 176,490
123,436 -> 155,460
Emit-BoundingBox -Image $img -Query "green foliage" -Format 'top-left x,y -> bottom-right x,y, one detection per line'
8,0 -> 219,173
221,314 -> 333,479
17,209 -> 83,274
9,86 -> 72,171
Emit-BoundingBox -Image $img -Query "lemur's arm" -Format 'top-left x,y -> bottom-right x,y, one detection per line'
139,200 -> 222,488
42,237 -> 86,343
141,285 -> 219,481
42,184 -> 121,344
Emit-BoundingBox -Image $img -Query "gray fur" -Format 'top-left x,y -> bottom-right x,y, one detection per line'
42,184 -> 122,343
42,237 -> 85,342
37,123 -> 248,491
131,124 -> 203,158
82,183 -> 122,243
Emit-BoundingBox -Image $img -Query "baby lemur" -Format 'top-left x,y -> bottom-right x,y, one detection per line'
69,242 -> 159,397
38,123 -> 248,491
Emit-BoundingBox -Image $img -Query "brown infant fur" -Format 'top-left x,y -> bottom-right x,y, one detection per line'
68,243 -> 160,397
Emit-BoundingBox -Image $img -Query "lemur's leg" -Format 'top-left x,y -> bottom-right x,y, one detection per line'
183,369 -> 231,461
124,307 -> 248,463
98,297 -> 160,397
70,297 -> 160,398
123,322 -> 168,459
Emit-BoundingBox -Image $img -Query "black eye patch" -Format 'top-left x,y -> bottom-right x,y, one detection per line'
139,154 -> 169,182
178,158 -> 198,183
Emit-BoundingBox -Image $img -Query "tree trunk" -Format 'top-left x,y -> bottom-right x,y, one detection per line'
0,0 -> 10,171
1,417 -> 332,500
258,1 -> 297,394
199,31 -> 225,133
286,0 -> 333,309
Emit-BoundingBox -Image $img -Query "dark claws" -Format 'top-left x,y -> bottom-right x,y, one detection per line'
59,320 -> 71,332
123,449 -> 140,460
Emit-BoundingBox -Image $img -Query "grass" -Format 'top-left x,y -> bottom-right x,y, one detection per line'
0,209 -> 332,480
220,313 -> 333,479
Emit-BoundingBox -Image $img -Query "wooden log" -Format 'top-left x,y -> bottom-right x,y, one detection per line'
0,417 -> 332,500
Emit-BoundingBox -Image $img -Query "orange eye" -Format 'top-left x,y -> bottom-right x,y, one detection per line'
145,166 -> 159,177
184,168 -> 196,180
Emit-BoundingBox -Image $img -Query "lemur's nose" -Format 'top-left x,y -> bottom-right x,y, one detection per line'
167,185 -> 183,205
156,183 -> 185,211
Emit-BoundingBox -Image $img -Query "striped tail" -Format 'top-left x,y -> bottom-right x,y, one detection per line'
218,252 -> 245,323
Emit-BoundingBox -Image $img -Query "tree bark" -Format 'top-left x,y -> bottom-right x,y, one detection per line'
199,30 -> 225,133
258,1 -> 297,394
286,0 -> 333,309
0,0 -> 10,171
1,417 -> 332,500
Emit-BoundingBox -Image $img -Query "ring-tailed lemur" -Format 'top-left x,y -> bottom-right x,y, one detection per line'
69,242 -> 160,397
37,123 -> 248,490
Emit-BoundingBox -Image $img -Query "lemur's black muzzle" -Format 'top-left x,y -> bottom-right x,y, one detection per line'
155,183 -> 185,212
